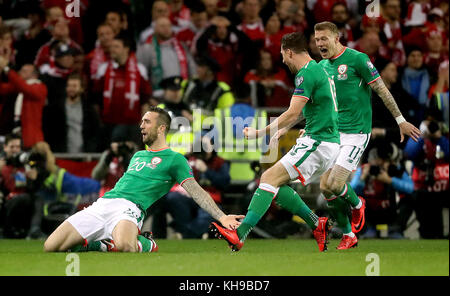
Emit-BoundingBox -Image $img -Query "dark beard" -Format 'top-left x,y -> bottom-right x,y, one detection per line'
143,128 -> 158,146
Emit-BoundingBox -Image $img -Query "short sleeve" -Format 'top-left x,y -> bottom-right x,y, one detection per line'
292,74 -> 314,101
354,53 -> 381,85
170,153 -> 194,185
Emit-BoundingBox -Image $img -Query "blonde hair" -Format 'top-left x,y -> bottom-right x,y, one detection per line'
314,21 -> 339,35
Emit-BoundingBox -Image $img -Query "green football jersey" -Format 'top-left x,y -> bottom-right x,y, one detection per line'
292,60 -> 340,144
102,148 -> 194,211
319,47 -> 381,134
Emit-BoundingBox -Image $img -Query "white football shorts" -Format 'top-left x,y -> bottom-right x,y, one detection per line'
280,136 -> 340,186
66,198 -> 144,243
334,133 -> 371,172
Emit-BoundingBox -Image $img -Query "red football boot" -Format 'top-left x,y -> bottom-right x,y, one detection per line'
312,217 -> 332,252
210,222 -> 243,252
351,197 -> 366,233
336,234 -> 358,250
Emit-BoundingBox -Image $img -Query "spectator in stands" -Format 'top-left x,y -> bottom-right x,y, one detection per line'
34,18 -> 82,68
181,55 -> 234,112
353,30 -> 383,63
263,14 -> 285,65
158,76 -> 193,123
0,60 -> 47,150
350,141 -> 414,238
291,1 -> 308,34
40,42 -> 76,152
0,135 -> 49,238
62,74 -> 101,153
427,61 -> 449,127
168,0 -> 191,29
404,0 -> 431,27
424,29 -> 448,80
137,17 -> 196,98
401,46 -> 430,122
105,8 -> 129,37
93,34 -> 151,151
91,133 -> 137,197
0,25 -> 15,67
237,0 -> 265,45
404,119 -> 449,238
196,15 -> 255,86
276,0 -> 296,33
138,0 -> 172,45
380,0 -> 406,66
203,0 -> 220,20
151,135 -> 230,239
331,2 -> 355,47
244,48 -> 292,107
85,23 -> 115,80
176,1 -> 208,53
13,5 -> 52,67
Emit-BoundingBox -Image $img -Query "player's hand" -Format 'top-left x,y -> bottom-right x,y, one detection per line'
243,127 -> 259,140
399,121 -> 421,143
219,214 -> 245,230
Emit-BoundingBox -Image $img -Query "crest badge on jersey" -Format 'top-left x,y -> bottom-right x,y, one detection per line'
337,64 -> 348,80
296,76 -> 304,86
148,157 -> 162,169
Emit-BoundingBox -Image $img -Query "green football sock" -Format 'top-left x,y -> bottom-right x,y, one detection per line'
339,183 -> 361,208
70,241 -> 103,252
137,235 -> 155,252
327,197 -> 352,234
237,186 -> 276,241
274,185 -> 319,230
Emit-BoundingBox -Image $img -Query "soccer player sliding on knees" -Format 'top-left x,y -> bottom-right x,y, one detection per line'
211,32 -> 341,252
43,107 -> 244,253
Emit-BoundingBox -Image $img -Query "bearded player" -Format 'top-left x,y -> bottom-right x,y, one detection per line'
44,107 -> 244,253
312,22 -> 420,249
211,32 -> 340,252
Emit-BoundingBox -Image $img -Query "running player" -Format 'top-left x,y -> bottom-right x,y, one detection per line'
44,107 -> 244,253
313,22 -> 421,249
211,32 -> 340,252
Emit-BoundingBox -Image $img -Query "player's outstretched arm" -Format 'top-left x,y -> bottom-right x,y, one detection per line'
244,97 -> 307,140
182,178 -> 244,229
370,78 -> 421,142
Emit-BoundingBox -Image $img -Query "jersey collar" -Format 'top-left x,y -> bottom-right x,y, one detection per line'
331,47 -> 347,60
146,146 -> 170,152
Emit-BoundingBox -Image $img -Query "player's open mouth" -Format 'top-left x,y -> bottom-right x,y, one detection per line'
319,48 -> 328,54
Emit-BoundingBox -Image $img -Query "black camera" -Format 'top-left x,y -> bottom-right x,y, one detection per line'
5,152 -> 30,168
369,165 -> 381,176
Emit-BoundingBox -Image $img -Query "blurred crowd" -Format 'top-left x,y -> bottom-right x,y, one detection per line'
0,0 -> 449,240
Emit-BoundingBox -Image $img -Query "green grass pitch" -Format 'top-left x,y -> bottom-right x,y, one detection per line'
0,239 -> 448,276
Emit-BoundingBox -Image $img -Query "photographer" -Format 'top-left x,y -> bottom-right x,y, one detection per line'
149,135 -> 230,239
0,134 -> 49,238
350,141 -> 414,238
91,133 -> 137,196
404,119 -> 449,238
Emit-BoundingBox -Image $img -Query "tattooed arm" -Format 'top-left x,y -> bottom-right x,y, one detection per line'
370,78 -> 421,142
182,178 -> 244,229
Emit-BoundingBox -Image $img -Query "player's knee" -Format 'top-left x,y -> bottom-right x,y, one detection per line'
115,240 -> 138,253
43,239 -> 58,252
